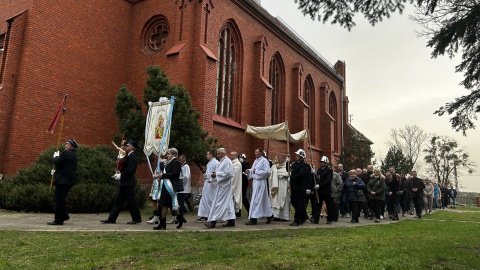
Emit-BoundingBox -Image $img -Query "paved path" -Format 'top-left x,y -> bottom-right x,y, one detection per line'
0,211 -> 425,232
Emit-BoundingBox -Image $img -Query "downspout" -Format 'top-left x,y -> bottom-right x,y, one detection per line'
340,84 -> 344,151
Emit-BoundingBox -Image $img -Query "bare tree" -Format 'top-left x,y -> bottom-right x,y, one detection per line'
423,135 -> 475,188
388,125 -> 428,168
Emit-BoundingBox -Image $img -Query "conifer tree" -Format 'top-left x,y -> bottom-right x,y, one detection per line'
114,84 -> 145,148
142,65 -> 218,168
337,129 -> 374,170
381,146 -> 414,174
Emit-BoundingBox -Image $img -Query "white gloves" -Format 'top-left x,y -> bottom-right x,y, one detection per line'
51,169 -> 55,176
113,173 -> 121,180
311,168 -> 316,174
53,151 -> 60,158
306,189 -> 311,195
315,184 -> 320,189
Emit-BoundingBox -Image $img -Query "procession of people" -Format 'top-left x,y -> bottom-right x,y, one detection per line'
47,136 -> 445,229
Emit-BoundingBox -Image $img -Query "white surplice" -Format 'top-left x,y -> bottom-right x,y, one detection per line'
247,156 -> 273,219
197,158 -> 219,217
269,162 -> 290,220
208,156 -> 236,222
231,158 -> 243,213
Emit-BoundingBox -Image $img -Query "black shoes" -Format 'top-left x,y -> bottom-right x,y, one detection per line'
245,220 -> 257,225
153,218 -> 167,230
266,215 -> 274,224
222,222 -> 235,227
289,222 -> 299,226
204,222 -> 216,229
127,219 -> 142,224
176,215 -> 187,229
47,221 -> 64,225
100,219 -> 116,224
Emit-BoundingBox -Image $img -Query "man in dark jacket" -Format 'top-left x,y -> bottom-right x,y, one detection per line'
101,140 -> 142,224
48,138 -> 78,225
315,156 -> 334,224
239,153 -> 250,217
360,165 -> 374,218
407,170 -> 425,218
289,149 -> 310,226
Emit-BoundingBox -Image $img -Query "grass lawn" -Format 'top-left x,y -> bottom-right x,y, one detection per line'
0,209 -> 478,269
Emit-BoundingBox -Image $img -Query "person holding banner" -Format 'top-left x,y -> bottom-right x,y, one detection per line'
48,138 -> 78,225
152,148 -> 184,230
101,140 -> 142,225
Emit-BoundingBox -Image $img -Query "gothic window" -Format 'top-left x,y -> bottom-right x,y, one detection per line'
142,15 -> 169,54
329,92 -> 338,151
216,21 -> 242,120
269,53 -> 285,125
304,75 -> 315,141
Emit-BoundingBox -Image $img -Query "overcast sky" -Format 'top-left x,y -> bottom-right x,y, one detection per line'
261,0 -> 480,193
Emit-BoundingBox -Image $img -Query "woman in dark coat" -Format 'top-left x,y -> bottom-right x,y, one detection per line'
152,148 -> 183,230
343,169 -> 365,223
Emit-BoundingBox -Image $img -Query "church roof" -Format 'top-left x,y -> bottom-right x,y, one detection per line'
347,124 -> 374,145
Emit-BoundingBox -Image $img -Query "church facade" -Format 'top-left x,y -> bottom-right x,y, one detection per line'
0,0 -> 353,183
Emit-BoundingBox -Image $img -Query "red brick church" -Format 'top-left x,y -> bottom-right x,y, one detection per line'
0,0 -> 364,184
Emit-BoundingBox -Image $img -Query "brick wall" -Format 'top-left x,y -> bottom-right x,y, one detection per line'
0,0 -> 348,183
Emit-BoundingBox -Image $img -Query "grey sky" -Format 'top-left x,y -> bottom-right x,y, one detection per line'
261,0 -> 480,192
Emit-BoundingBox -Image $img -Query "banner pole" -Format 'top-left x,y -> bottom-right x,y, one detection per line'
50,95 -> 68,191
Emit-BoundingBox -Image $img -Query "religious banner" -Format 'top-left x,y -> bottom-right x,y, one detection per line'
144,96 -> 175,157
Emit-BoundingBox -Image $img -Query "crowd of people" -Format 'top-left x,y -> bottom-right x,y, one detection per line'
48,140 -> 459,229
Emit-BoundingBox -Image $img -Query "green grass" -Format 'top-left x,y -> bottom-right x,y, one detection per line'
1,209 -> 479,269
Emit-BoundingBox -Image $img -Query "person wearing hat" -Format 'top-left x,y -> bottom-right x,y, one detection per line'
101,140 -> 142,224
48,138 -> 79,225
289,149 -> 310,226
315,156 -> 334,224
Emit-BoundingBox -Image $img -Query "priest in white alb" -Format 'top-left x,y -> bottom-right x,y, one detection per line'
229,151 -> 243,216
245,148 -> 274,225
197,150 -> 219,222
204,148 -> 236,228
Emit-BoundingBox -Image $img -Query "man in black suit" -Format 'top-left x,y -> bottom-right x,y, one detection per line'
48,138 -> 79,225
101,140 -> 142,224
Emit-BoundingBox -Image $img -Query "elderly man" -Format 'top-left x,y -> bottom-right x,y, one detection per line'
229,151 -> 243,217
204,148 -> 236,228
245,148 -> 273,225
197,150 -> 219,222
48,138 -> 79,225
407,170 -> 425,218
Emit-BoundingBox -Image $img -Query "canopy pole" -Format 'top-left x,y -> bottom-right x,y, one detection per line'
307,129 -> 314,165
267,139 -> 270,157
307,129 -> 319,203
241,129 -> 246,155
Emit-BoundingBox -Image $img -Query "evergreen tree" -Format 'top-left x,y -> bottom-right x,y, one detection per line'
381,146 -> 414,174
114,84 -> 145,149
295,0 -> 480,134
142,65 -> 218,168
337,129 -> 374,171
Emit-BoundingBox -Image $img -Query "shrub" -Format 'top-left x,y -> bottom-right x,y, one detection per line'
0,145 -> 147,213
